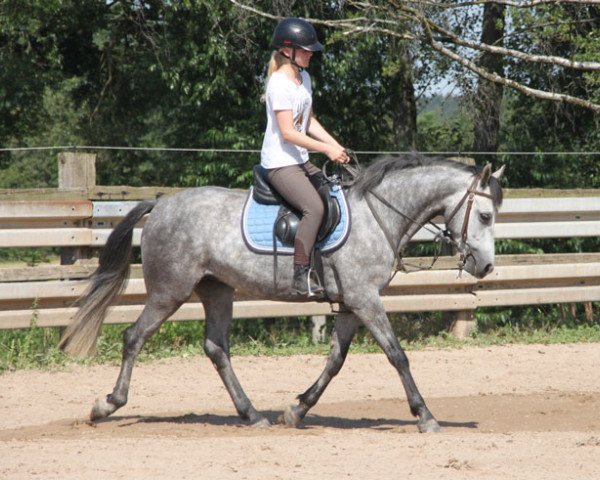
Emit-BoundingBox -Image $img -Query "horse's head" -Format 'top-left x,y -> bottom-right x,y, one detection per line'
444,164 -> 505,279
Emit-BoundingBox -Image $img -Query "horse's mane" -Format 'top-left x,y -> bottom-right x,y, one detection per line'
350,154 -> 503,207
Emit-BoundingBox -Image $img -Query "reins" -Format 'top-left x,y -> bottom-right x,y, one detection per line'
364,170 -> 494,279
365,188 -> 454,277
322,153 -> 362,187
326,154 -> 496,281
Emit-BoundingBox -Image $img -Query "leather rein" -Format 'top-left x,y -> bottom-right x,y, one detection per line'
365,173 -> 495,276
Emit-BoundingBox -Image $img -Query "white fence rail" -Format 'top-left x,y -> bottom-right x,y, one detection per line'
0,194 -> 599,330
1,196 -> 599,247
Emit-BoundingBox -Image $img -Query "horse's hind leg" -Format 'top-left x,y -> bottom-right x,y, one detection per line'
196,278 -> 269,427
280,312 -> 360,427
90,299 -> 181,421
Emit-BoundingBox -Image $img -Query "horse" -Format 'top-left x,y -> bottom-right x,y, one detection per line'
59,155 -> 504,433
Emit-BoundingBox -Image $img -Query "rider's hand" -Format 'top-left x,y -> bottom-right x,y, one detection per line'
325,145 -> 350,164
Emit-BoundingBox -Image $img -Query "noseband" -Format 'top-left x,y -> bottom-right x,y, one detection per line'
366,172 -> 494,275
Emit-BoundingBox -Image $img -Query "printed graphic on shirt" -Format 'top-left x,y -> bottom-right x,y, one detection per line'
294,112 -> 304,132
293,93 -> 311,132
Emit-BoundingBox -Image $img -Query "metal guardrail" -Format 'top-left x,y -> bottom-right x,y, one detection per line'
0,195 -> 599,330
1,196 -> 599,248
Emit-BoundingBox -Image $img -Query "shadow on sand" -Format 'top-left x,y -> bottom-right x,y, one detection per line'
99,410 -> 477,431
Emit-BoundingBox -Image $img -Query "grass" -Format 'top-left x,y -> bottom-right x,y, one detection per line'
1,308 -> 599,373
0,302 -> 67,372
0,248 -> 57,267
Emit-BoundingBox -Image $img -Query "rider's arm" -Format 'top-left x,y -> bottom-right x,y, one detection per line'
275,109 -> 348,163
306,115 -> 343,150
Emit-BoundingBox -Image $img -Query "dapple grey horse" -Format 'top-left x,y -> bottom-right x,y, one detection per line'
60,155 -> 504,433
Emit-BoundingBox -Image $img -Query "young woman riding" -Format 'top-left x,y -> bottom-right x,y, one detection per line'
260,17 -> 349,297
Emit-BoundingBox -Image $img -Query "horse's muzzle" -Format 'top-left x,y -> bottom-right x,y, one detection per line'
483,263 -> 494,275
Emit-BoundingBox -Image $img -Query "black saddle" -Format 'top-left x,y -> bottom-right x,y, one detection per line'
252,165 -> 341,246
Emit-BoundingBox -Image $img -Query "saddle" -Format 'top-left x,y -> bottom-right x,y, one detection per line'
252,165 -> 341,245
241,165 -> 351,255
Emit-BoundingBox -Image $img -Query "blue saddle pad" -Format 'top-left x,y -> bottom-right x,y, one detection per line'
241,185 -> 351,255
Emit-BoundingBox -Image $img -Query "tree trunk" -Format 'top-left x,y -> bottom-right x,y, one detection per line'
472,3 -> 506,162
389,43 -> 417,151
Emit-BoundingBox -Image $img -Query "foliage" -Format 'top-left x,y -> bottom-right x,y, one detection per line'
416,108 -> 473,153
498,5 -> 600,189
476,303 -> 600,340
0,301 -> 66,372
0,0 -> 425,187
0,248 -> 55,266
2,305 -> 599,372
1,1 -> 599,189
0,0 -> 64,146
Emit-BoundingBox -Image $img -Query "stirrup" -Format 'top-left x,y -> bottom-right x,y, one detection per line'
306,267 -> 324,297
292,265 -> 324,298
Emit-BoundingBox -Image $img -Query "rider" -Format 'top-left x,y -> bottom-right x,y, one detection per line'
260,17 -> 349,296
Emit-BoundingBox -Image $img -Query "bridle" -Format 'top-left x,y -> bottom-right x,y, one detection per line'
446,173 -> 495,242
365,172 -> 495,276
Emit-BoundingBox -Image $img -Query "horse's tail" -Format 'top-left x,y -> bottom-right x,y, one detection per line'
59,200 -> 156,357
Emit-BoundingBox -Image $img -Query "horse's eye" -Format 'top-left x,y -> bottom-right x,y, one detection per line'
479,212 -> 493,225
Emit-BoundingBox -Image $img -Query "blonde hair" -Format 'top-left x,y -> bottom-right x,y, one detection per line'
261,50 -> 286,103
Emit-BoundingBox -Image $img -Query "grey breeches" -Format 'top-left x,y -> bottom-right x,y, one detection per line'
266,162 -> 324,266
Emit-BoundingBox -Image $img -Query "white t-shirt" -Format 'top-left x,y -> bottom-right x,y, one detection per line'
260,70 -> 313,169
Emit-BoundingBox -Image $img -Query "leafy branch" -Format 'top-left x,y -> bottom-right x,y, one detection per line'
230,0 -> 600,113
416,0 -> 600,8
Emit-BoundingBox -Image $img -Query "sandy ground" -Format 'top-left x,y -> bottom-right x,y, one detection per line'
1,343 -> 599,479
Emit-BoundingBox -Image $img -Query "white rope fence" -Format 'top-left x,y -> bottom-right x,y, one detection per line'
1,146 -> 600,156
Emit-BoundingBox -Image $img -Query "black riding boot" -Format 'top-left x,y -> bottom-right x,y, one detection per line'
292,264 -> 324,297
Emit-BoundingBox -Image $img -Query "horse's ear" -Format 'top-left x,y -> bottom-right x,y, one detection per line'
492,164 -> 506,181
480,163 -> 492,187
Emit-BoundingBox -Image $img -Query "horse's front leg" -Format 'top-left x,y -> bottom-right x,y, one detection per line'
349,294 -> 441,433
280,312 -> 360,427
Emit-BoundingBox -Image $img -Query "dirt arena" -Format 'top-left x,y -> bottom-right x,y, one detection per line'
1,343 -> 599,479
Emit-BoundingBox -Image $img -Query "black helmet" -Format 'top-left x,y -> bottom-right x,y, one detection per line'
271,18 -> 323,52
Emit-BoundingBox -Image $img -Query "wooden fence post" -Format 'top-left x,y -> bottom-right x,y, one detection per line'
58,152 -> 96,265
445,156 -> 477,339
447,310 -> 476,339
311,315 -> 327,343
58,152 -> 96,191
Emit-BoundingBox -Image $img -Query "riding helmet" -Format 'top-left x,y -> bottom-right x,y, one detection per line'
271,17 -> 323,52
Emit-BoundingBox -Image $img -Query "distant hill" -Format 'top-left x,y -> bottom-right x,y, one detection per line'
417,95 -> 461,118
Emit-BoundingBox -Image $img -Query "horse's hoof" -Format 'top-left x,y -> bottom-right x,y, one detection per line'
280,405 -> 303,427
418,417 -> 441,433
90,397 -> 118,421
251,417 -> 271,429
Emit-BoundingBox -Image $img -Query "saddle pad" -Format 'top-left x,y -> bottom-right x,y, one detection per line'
241,185 -> 351,255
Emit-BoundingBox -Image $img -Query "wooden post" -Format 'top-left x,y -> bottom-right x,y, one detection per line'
445,156 -> 477,339
584,302 -> 594,322
448,310 -> 475,339
58,152 -> 96,265
58,152 -> 96,191
311,315 -> 327,343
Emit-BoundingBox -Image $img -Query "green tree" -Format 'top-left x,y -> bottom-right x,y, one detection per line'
2,0 -> 598,191
500,4 -> 600,189
0,0 -> 63,146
